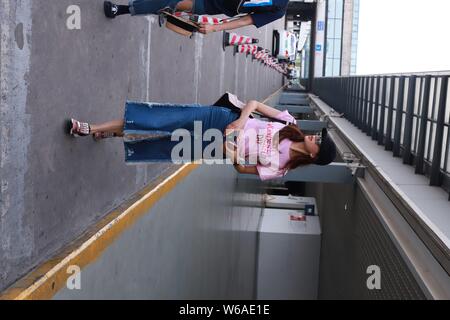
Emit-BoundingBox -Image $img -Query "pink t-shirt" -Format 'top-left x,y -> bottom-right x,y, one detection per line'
237,110 -> 297,181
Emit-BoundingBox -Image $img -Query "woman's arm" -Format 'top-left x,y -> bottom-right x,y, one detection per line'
226,98 -> 289,135
239,100 -> 283,120
198,15 -> 254,34
253,101 -> 285,119
233,164 -> 258,175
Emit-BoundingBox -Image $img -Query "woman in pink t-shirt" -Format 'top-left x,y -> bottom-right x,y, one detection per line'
226,100 -> 337,181
67,99 -> 336,181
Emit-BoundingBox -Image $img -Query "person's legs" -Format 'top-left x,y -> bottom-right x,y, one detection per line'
105,0 -> 186,18
67,118 -> 124,138
128,0 -> 183,15
104,1 -> 131,18
90,120 -> 124,136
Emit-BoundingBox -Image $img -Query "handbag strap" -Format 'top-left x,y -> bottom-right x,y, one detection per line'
252,112 -> 295,126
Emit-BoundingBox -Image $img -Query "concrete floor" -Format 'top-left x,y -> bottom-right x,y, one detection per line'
54,165 -> 264,300
0,0 -> 284,291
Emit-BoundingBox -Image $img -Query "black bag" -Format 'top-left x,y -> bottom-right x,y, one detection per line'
213,92 -> 247,115
213,92 -> 293,125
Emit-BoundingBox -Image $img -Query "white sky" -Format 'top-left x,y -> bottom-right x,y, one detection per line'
357,0 -> 450,75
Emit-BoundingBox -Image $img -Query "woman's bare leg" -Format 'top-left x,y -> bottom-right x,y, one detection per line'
175,0 -> 193,12
90,120 -> 124,137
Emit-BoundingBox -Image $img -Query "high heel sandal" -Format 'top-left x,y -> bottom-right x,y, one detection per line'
67,119 -> 91,137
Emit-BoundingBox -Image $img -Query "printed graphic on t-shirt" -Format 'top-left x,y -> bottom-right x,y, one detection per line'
238,123 -> 280,170
242,0 -> 273,8
237,0 -> 278,14
257,122 -> 274,166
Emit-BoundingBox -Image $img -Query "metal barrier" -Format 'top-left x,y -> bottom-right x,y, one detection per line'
311,74 -> 450,200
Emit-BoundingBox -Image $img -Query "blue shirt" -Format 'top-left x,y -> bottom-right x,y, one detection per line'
204,0 -> 289,28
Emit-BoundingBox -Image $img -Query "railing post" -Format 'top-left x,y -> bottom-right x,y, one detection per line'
403,75 -> 417,165
351,77 -> 357,124
367,76 -> 375,136
430,76 -> 448,186
362,77 -> 370,133
415,76 -> 432,174
393,76 -> 405,157
385,77 -> 396,151
372,76 -> 381,141
346,77 -> 351,117
378,76 -> 387,146
356,77 -> 363,128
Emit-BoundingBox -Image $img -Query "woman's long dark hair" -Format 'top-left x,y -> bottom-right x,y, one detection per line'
278,125 -> 317,170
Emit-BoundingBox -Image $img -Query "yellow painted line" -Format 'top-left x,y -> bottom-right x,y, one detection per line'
0,86 -> 285,301
0,164 -> 198,300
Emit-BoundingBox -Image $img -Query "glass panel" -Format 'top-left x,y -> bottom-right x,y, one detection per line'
335,0 -> 344,19
428,78 -> 436,119
328,0 -> 336,18
414,114 -> 421,152
433,78 -> 442,121
335,19 -> 343,39
327,18 -> 335,36
412,118 -> 418,152
334,38 -> 342,58
384,109 -> 389,133
446,128 -> 450,173
327,39 -> 334,57
442,127 -> 448,170
401,113 -> 406,144
445,78 -> 450,125
378,78 -> 383,102
393,79 -> 399,111
425,122 -> 431,160
403,78 -> 409,112
392,111 -> 397,138
333,59 -> 341,76
414,78 -> 422,115
429,123 -> 436,160
376,105 -> 381,130
325,58 -> 334,77
385,78 -> 391,107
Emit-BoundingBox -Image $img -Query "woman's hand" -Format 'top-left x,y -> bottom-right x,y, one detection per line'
233,164 -> 258,175
198,23 -> 217,34
225,117 -> 246,149
226,117 -> 247,133
223,141 -> 238,164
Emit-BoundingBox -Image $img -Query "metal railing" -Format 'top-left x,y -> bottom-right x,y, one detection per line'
308,74 -> 450,200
